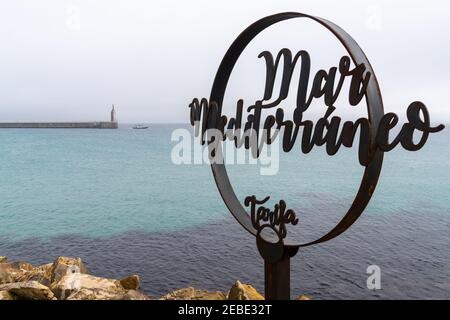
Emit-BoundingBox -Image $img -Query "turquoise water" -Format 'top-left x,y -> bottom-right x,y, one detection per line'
0,125 -> 226,239
0,124 -> 448,241
0,124 -> 449,299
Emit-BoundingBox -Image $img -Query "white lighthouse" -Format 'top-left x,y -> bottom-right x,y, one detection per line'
111,104 -> 117,123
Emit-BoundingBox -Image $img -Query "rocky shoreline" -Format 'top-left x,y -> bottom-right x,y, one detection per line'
0,256 -> 309,300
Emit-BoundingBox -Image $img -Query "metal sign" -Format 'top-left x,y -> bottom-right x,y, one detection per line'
188,12 -> 445,299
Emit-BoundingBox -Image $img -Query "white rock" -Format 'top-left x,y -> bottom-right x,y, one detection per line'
51,273 -> 123,300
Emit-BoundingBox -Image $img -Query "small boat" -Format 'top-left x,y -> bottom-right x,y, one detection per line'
133,124 -> 149,129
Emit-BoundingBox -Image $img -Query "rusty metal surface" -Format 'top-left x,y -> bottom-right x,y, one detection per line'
209,12 -> 385,248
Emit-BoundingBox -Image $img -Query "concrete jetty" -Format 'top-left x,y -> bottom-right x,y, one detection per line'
0,106 -> 118,129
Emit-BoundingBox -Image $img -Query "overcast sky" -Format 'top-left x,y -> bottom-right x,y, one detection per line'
0,0 -> 448,123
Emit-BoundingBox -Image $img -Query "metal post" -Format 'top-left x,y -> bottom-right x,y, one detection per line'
264,253 -> 291,300
257,236 -> 299,300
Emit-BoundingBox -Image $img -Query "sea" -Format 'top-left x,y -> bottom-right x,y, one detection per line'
0,124 -> 448,299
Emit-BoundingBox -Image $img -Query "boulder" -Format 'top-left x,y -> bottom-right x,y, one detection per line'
0,256 -> 151,300
66,287 -> 123,300
51,273 -> 124,300
0,261 -> 34,284
297,295 -> 311,300
18,263 -> 53,287
0,270 -> 14,285
120,289 -> 151,300
0,281 -> 56,300
160,287 -> 226,300
228,281 -> 264,300
50,257 -> 88,284
0,290 -> 16,300
66,287 -> 150,300
120,274 -> 140,290
15,261 -> 34,272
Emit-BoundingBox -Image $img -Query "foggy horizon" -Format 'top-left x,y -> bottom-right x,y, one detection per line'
1,0 -> 449,124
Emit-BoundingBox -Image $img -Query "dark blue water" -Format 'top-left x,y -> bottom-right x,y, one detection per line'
0,125 -> 449,299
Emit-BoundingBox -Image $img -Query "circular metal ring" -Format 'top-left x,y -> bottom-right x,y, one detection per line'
209,12 -> 384,248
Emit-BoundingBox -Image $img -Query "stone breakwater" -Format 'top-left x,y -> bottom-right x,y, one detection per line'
0,122 -> 118,129
0,256 -> 310,300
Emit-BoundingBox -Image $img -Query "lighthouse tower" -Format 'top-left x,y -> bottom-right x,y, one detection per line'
111,105 -> 117,123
